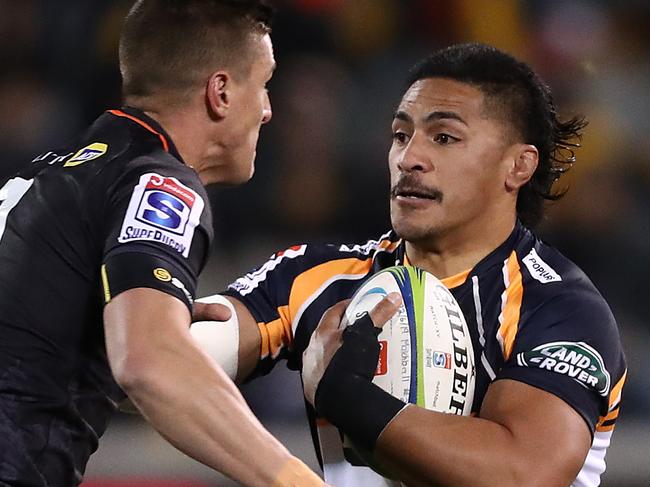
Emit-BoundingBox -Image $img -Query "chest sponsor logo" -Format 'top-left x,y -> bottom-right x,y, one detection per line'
64,142 -> 108,167
522,248 -> 562,283
517,341 -> 610,396
229,245 -> 307,295
118,173 -> 204,258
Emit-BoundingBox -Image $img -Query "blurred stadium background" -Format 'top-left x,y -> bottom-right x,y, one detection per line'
1,0 -> 648,485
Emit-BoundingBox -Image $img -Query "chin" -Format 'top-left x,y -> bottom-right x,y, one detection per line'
392,221 -> 435,243
391,210 -> 443,244
223,157 -> 255,186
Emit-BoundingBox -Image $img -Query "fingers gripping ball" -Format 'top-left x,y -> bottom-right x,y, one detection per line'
322,266 -> 477,478
329,312 -> 382,380
314,312 -> 407,453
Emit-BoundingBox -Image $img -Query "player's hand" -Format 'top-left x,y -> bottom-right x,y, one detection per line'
302,293 -> 401,406
193,299 -> 232,322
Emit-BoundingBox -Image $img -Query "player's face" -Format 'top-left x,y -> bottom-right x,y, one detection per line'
389,78 -> 517,245
220,33 -> 275,184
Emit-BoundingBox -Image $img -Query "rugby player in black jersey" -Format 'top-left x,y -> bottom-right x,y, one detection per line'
0,1 -> 328,486
196,44 -> 626,486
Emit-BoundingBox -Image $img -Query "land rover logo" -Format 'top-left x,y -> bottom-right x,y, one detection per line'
517,341 -> 610,396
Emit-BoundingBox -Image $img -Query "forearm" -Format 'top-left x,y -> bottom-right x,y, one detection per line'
374,380 -> 589,487
105,288 -> 321,487
375,405 -> 526,487
122,333 -> 298,486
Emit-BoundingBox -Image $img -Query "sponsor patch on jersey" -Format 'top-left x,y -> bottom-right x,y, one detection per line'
229,245 -> 307,296
118,173 -> 204,258
152,266 -> 193,304
64,142 -> 108,167
516,341 -> 610,396
153,267 -> 172,282
522,248 -> 562,283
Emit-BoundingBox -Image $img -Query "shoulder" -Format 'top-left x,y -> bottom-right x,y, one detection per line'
227,231 -> 401,296
515,230 -> 613,320
511,230 -> 625,379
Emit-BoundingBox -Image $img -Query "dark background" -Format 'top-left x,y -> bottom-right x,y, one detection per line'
1,0 -> 648,485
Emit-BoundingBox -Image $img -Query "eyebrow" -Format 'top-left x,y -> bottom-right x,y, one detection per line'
393,110 -> 468,126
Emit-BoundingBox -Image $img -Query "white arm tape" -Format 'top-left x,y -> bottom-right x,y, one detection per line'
191,294 -> 239,380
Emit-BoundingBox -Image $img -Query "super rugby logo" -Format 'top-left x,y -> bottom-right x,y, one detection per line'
118,173 -> 204,258
517,341 -> 610,396
136,174 -> 195,235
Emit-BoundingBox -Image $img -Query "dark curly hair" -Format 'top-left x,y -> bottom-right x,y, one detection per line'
407,43 -> 587,228
120,0 -> 274,100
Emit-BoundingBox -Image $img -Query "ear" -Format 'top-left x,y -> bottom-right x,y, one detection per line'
505,144 -> 539,191
206,72 -> 230,119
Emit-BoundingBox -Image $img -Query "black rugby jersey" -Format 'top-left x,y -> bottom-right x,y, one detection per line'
0,107 -> 212,486
224,223 -> 626,487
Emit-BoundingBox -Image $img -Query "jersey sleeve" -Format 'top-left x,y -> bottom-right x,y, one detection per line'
497,286 -> 627,435
97,155 -> 213,311
222,245 -> 312,378
223,235 -> 396,379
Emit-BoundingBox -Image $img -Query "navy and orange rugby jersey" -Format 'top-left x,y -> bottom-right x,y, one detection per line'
0,107 -> 212,486
224,222 -> 626,487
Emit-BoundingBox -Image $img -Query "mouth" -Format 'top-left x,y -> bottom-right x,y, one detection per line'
391,185 -> 442,203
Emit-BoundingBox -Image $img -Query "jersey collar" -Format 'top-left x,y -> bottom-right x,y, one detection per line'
107,106 -> 184,163
395,220 -> 526,289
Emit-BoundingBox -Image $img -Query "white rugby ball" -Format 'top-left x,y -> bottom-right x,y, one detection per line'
342,265 -> 475,475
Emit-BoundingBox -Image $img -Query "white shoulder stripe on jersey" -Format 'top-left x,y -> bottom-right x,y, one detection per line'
472,275 -> 496,380
338,231 -> 393,255
229,245 -> 307,296
496,258 -> 510,357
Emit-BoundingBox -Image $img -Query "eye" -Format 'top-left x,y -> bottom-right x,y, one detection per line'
433,133 -> 458,145
392,131 -> 410,145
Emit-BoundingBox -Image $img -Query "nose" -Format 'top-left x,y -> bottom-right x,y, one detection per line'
397,133 -> 433,173
261,91 -> 272,124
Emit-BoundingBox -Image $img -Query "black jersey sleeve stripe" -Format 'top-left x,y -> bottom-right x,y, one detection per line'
102,250 -> 196,311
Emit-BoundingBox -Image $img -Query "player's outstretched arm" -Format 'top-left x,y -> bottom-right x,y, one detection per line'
104,287 -> 324,487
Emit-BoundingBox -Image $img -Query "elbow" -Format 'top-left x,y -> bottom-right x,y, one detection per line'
109,349 -> 158,396
504,457 -> 581,487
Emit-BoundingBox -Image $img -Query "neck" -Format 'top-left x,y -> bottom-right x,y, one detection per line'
405,213 -> 516,280
147,108 -> 228,186
145,108 -> 203,167
127,96 -> 210,178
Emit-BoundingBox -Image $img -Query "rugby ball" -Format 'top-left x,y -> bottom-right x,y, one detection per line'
341,265 -> 475,475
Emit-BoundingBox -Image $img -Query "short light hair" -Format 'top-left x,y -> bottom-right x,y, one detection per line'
119,0 -> 273,100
